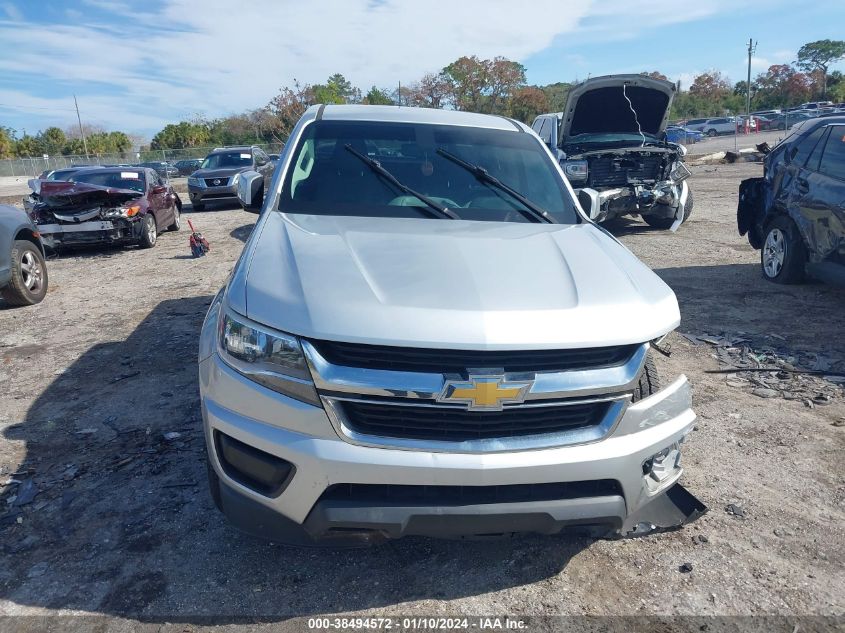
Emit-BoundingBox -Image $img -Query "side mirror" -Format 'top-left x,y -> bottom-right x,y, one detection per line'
548,120 -> 559,150
237,170 -> 264,212
575,188 -> 601,221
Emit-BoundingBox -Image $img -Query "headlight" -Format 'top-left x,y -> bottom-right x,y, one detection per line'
102,204 -> 141,218
563,160 -> 588,181
188,176 -> 203,187
230,173 -> 240,186
217,309 -> 319,405
669,161 -> 691,182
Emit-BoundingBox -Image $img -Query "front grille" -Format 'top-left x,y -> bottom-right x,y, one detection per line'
204,178 -> 229,187
589,155 -> 665,188
309,340 -> 638,374
319,480 -> 623,505
340,399 -> 611,442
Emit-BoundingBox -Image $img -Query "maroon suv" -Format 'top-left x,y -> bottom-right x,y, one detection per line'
30,167 -> 182,250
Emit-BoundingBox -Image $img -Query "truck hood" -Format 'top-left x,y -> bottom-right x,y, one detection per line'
232,213 -> 680,349
561,74 -> 676,142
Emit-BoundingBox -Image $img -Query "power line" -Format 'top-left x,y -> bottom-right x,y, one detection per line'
0,102 -> 78,112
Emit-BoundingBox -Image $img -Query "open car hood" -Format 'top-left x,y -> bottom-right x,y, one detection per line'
35,181 -> 143,208
561,74 -> 676,142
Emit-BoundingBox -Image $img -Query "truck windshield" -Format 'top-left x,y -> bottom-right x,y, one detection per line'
279,120 -> 579,224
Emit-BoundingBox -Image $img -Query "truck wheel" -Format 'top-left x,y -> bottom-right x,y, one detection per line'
643,191 -> 692,230
632,353 -> 660,401
761,215 -> 806,284
1,240 -> 48,306
139,214 -> 157,249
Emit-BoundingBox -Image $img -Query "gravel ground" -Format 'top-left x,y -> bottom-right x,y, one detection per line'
0,163 -> 843,629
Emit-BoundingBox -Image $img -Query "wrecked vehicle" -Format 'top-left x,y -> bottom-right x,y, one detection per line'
532,75 -> 692,230
30,167 -> 182,251
738,116 -> 845,284
0,204 -> 48,306
199,104 -> 704,545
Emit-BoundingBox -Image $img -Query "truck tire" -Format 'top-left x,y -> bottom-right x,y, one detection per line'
631,353 -> 660,402
761,215 -> 806,284
1,240 -> 48,306
643,189 -> 693,230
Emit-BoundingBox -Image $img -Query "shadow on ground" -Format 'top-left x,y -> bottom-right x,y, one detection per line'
0,296 -> 586,621
229,223 -> 255,243
654,262 -> 845,354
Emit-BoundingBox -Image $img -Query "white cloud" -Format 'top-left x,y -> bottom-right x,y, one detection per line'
1,1 -> 22,21
0,0 -> 591,135
0,0 -> 784,137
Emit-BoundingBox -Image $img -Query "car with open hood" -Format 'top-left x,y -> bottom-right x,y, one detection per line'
199,104 -> 704,545
738,116 -> 845,284
532,75 -> 692,230
29,167 -> 182,251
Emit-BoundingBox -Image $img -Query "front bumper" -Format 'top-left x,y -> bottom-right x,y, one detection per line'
189,183 -> 237,203
200,352 -> 700,543
36,219 -> 142,249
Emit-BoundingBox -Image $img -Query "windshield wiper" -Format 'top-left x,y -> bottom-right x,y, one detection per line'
436,148 -> 555,224
344,145 -> 458,220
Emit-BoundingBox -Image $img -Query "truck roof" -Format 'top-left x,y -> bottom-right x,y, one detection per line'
310,104 -> 526,132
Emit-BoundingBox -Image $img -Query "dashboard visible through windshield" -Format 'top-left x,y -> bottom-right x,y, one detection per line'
279,120 -> 579,224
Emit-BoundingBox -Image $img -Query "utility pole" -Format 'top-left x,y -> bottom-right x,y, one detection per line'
397,80 -> 401,107
73,94 -> 90,160
745,38 -> 757,118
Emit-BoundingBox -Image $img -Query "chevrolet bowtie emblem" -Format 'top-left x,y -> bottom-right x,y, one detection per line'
437,374 -> 532,411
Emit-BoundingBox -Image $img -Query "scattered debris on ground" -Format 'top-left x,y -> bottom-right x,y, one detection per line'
680,330 -> 845,404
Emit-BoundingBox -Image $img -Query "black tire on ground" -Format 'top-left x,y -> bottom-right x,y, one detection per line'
207,457 -> 223,512
167,205 -> 181,232
139,214 -> 157,249
706,128 -> 717,137
643,189 -> 694,230
192,202 -> 205,211
761,215 -> 806,284
632,353 -> 660,402
1,240 -> 48,306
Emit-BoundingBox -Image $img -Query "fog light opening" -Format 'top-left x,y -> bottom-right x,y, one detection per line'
643,442 -> 682,491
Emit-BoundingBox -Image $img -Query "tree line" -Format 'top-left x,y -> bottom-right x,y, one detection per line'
0,124 -> 132,160
2,39 -> 843,159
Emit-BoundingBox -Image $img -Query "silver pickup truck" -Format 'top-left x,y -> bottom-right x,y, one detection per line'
199,105 -> 704,544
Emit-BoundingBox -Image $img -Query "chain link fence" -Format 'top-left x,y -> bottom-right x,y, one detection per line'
0,143 -> 286,178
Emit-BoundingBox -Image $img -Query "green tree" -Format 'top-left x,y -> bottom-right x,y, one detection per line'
797,39 -> 845,97
539,82 -> 571,111
37,127 -> 66,155
150,121 -> 211,149
312,73 -> 361,104
14,134 -> 43,157
363,86 -> 393,105
0,126 -> 14,159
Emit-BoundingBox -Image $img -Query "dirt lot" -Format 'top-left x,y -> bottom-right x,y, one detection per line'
0,163 -> 843,628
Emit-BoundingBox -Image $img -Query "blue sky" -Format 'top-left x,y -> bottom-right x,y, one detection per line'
0,0 -> 843,142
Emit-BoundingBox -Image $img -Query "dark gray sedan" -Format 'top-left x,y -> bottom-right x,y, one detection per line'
0,205 -> 48,306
